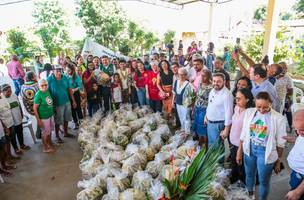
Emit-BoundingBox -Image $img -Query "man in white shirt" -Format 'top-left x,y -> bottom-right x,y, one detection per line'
285,109 -> 304,200
205,73 -> 233,146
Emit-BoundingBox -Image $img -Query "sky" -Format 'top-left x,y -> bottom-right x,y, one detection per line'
0,0 -> 298,40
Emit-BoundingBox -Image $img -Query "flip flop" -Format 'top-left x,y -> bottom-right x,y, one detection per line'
0,169 -> 13,177
20,145 -> 31,150
56,137 -> 64,143
3,165 -> 17,170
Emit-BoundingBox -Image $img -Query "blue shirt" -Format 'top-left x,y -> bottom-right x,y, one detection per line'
223,52 -> 231,70
251,79 -> 279,111
47,74 -> 71,106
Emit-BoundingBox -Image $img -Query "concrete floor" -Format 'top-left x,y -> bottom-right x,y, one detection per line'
0,117 -> 293,200
0,124 -> 82,200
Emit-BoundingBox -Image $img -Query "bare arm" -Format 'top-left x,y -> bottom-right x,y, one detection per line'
286,181 -> 304,200
239,48 -> 255,68
156,74 -> 164,93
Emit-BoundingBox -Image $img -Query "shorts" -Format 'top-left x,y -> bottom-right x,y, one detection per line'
54,103 -> 72,125
41,117 -> 54,136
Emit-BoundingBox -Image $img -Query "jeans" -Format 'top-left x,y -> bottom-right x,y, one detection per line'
244,143 -> 275,200
13,78 -> 24,96
101,86 -> 111,112
289,170 -> 304,200
88,102 -> 100,117
149,100 -> 162,113
207,121 -> 225,146
137,88 -> 148,106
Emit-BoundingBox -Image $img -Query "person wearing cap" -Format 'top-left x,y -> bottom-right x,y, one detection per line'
47,65 -> 76,143
214,56 -> 231,90
6,55 -> 25,96
2,84 -> 30,155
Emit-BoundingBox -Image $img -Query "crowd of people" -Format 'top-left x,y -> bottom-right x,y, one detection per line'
0,40 -> 303,200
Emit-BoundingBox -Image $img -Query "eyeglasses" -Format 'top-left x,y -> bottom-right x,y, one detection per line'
40,84 -> 48,87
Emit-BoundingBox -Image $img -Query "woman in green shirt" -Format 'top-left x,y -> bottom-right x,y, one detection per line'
33,79 -> 55,153
67,63 -> 83,129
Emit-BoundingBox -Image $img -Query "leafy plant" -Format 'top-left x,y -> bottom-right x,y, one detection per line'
162,142 -> 224,200
164,30 -> 176,45
33,0 -> 70,63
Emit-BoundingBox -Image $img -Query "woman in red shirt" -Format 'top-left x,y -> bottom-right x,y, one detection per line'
145,61 -> 162,112
133,60 -> 148,106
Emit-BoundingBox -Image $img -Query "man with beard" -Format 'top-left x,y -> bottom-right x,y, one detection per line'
205,73 -> 233,146
191,54 -> 207,92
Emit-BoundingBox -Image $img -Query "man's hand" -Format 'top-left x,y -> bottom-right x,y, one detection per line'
286,190 -> 301,200
283,135 -> 297,144
220,129 -> 229,140
37,119 -> 44,129
203,116 -> 208,126
274,160 -> 282,174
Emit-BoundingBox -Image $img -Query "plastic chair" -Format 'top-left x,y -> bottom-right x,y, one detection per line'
22,116 -> 37,144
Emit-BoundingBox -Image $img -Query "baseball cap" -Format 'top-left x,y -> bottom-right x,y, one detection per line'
54,65 -> 63,70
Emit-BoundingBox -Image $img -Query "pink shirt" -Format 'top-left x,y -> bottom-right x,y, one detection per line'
192,70 -> 202,92
230,106 -> 246,147
6,60 -> 25,79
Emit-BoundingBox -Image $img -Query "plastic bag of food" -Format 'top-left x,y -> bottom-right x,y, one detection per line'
107,176 -> 130,192
154,151 -> 171,164
128,118 -> 146,132
132,171 -> 153,193
149,134 -> 163,152
143,117 -> 157,133
208,181 -> 228,200
214,168 -> 232,188
145,160 -> 165,178
119,189 -> 146,200
125,111 -> 138,122
96,147 -> 111,164
125,144 -> 139,156
111,131 -> 129,147
122,151 -> 147,176
134,106 -> 151,117
152,112 -> 167,124
100,142 -> 124,151
77,185 -> 104,200
226,181 -> 251,200
132,133 -> 150,145
117,126 -> 132,138
149,180 -> 165,200
109,150 -> 127,163
144,147 -> 156,161
149,124 -> 171,142
77,171 -> 107,190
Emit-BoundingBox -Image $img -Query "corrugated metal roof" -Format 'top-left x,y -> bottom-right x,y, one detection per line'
160,0 -> 234,5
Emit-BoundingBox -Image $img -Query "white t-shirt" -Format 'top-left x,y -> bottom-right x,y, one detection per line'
249,111 -> 271,147
5,94 -> 23,126
288,136 -> 304,175
0,97 -> 14,128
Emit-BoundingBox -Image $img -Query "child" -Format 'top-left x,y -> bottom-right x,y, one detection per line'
111,73 -> 122,110
33,79 -> 55,153
87,81 -> 101,117
0,118 -> 14,176
1,84 -> 30,155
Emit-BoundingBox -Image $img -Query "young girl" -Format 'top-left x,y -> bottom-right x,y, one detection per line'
2,84 -> 30,155
66,63 -> 83,129
111,73 -> 122,110
87,81 -> 101,117
33,79 -> 55,153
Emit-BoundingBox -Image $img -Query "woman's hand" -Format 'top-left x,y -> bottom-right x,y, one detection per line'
236,148 -> 243,165
37,119 -> 44,129
203,116 -> 208,126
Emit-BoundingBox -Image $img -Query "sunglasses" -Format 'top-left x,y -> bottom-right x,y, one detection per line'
40,84 -> 48,87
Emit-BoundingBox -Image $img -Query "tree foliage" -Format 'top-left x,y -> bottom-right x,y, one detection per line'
6,29 -> 34,63
32,0 -> 70,62
163,30 -> 176,45
76,0 -> 159,56
244,30 -> 290,63
253,5 -> 267,22
293,0 -> 304,17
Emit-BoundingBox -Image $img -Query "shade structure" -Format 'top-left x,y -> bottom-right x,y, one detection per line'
160,0 -> 234,5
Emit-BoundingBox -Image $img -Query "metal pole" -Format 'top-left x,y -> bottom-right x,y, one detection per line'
208,2 -> 214,42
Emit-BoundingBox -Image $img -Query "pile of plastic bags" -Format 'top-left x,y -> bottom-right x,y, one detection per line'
77,105 -> 251,200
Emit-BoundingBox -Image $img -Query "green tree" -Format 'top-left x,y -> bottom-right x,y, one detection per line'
254,5 -> 267,22
32,0 -> 70,63
244,30 -> 290,63
163,30 -> 175,45
6,29 -> 34,63
293,0 -> 304,17
76,0 -> 125,51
